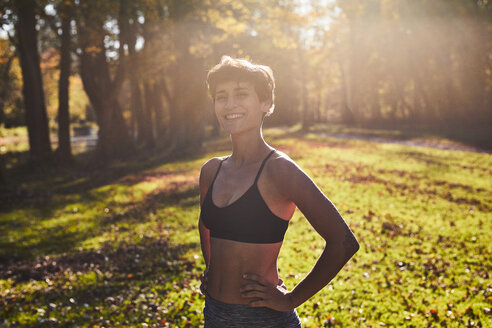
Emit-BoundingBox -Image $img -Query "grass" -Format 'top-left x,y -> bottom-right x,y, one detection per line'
0,126 -> 29,139
0,123 -> 99,161
1,128 -> 491,327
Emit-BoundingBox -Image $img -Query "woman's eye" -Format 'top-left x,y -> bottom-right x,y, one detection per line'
237,93 -> 248,99
216,96 -> 226,102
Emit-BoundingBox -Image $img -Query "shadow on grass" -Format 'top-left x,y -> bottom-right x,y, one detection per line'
101,184 -> 199,227
14,149 -> 179,184
1,235 -> 201,326
1,235 -> 196,284
0,183 -> 199,264
0,142 -> 205,205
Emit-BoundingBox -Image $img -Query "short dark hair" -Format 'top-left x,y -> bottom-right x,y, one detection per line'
207,56 -> 276,115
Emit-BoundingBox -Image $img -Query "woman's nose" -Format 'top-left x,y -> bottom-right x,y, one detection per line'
225,96 -> 236,109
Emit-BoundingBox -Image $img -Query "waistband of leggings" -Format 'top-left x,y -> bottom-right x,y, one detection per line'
204,291 -> 298,316
204,292 -> 255,310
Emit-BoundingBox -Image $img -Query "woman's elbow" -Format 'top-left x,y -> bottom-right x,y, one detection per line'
344,233 -> 360,260
351,237 -> 360,257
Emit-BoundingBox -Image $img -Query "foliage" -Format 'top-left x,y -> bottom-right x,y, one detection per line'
0,39 -> 24,127
2,0 -> 492,160
0,130 -> 491,327
338,0 -> 491,125
0,126 -> 28,138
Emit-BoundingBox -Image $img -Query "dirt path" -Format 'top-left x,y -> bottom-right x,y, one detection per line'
2,131 -> 490,154
310,131 -> 491,154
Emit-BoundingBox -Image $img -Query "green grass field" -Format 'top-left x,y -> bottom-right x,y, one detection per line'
1,129 -> 491,327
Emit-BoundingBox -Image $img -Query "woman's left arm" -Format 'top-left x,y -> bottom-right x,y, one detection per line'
241,157 -> 359,311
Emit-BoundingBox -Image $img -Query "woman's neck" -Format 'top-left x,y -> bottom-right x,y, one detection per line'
229,128 -> 272,168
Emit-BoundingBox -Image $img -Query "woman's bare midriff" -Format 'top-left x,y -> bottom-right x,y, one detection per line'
207,238 -> 283,305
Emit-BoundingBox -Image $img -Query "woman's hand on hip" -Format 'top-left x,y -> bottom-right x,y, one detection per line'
240,273 -> 295,312
200,268 -> 209,295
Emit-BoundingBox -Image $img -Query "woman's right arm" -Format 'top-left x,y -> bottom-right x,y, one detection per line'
198,158 -> 220,268
198,159 -> 220,294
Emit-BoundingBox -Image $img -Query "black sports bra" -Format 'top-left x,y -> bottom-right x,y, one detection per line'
200,150 -> 289,244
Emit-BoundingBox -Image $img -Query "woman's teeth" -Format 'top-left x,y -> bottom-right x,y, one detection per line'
225,113 -> 245,120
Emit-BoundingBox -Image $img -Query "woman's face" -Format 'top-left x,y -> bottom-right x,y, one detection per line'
214,80 -> 270,136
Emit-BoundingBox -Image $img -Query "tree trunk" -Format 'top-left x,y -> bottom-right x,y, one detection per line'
153,79 -> 168,140
297,49 -> 311,130
56,6 -> 72,162
347,18 -> 360,125
0,161 -> 4,184
127,49 -> 152,147
79,50 -> 133,160
77,2 -> 134,161
142,80 -> 155,148
170,31 -> 205,152
169,65 -> 186,150
338,59 -> 355,124
15,0 -> 52,162
181,58 -> 206,150
131,76 -> 145,145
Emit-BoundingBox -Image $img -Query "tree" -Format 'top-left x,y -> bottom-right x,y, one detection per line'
76,0 -> 134,160
14,0 -> 52,162
118,0 -> 154,148
55,0 -> 73,162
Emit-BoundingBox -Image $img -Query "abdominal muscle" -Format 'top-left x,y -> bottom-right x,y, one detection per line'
207,237 -> 283,305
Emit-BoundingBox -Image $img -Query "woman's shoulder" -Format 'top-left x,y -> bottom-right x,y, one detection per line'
263,150 -> 310,200
200,156 -> 227,185
267,150 -> 303,178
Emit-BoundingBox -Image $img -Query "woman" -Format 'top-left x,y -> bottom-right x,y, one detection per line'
198,56 -> 359,327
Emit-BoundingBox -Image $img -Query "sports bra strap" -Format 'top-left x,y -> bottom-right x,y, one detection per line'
210,151 -> 275,188
210,157 -> 228,188
254,150 -> 276,184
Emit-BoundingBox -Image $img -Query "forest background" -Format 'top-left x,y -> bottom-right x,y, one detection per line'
1,0 -> 491,168
0,0 -> 491,327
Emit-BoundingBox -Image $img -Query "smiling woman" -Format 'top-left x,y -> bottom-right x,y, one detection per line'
212,80 -> 270,136
198,56 -> 359,328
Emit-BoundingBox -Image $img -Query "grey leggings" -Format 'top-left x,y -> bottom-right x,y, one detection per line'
204,294 -> 302,328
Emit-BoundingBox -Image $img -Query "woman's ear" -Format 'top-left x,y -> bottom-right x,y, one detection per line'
260,100 -> 272,114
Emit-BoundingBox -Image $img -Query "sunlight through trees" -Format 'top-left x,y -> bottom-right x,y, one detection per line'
0,0 -> 490,162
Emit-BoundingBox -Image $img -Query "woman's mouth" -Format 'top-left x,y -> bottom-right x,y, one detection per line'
225,113 -> 245,120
